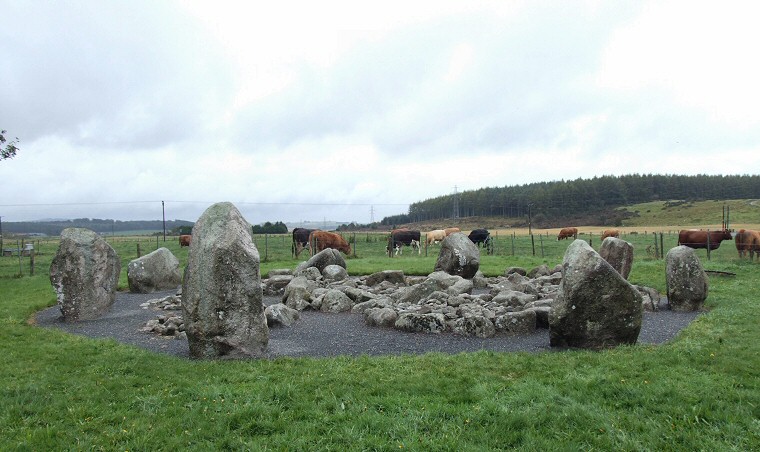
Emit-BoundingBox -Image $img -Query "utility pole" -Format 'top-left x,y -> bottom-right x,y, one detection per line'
370,205 -> 375,223
0,216 -> 3,255
162,200 -> 166,242
452,186 -> 460,218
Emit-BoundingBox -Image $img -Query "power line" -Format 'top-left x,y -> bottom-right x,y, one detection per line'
0,200 -> 410,208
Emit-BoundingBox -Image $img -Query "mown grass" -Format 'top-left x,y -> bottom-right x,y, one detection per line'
1,232 -> 758,450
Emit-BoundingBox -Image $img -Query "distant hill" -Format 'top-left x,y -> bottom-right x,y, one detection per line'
381,174 -> 760,228
388,199 -> 759,232
2,219 -> 194,236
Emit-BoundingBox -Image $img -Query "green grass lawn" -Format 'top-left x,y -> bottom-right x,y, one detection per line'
1,232 -> 758,450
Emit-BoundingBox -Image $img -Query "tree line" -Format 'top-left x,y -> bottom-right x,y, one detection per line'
381,174 -> 760,227
3,219 -> 194,236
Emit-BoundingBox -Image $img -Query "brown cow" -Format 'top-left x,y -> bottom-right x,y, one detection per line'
557,227 -> 578,241
444,227 -> 461,236
736,229 -> 760,260
750,230 -> 760,260
601,229 -> 620,240
308,230 -> 351,255
677,229 -> 733,251
426,229 -> 446,245
179,235 -> 192,247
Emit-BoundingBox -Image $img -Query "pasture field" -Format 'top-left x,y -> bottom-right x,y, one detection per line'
1,231 -> 758,449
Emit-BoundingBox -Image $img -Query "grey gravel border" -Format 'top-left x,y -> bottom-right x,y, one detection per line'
34,289 -> 702,359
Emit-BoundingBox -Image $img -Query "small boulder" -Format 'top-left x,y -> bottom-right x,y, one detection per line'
263,274 -> 294,296
322,264 -> 348,282
365,270 -> 406,287
295,248 -> 346,274
452,316 -> 496,338
282,276 -> 317,311
265,303 -> 300,327
527,264 -> 550,278
494,310 -> 537,335
504,267 -> 527,276
320,289 -> 354,313
395,312 -> 447,334
365,307 -> 398,327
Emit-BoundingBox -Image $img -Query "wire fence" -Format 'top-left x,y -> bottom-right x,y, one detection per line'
1,229 -> 747,279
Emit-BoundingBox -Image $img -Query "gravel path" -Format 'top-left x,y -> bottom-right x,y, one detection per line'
35,289 -> 702,359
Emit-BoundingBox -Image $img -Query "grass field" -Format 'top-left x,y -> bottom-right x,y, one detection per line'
1,222 -> 759,449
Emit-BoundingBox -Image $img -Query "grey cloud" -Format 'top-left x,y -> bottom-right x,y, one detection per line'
0,1 -> 233,148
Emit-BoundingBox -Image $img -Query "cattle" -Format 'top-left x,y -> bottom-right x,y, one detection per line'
426,229 -> 446,246
467,228 -> 490,246
308,230 -> 351,255
387,229 -> 421,256
601,229 -> 620,240
444,227 -> 461,236
557,227 -> 578,241
292,228 -> 316,257
736,229 -> 760,260
677,229 -> 733,251
179,235 -> 192,247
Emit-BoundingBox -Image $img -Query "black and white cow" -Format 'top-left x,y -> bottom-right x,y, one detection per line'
387,229 -> 421,256
292,228 -> 316,257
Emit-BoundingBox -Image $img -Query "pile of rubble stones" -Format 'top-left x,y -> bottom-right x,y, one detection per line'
139,294 -> 186,339
140,263 -> 661,340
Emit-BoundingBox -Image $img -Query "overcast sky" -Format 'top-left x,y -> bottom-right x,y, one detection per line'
2,1 -> 759,225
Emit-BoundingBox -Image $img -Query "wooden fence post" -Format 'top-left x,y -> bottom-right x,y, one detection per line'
660,233 -> 664,259
137,243 -> 141,258
30,248 -> 35,276
706,230 -> 711,260
539,234 -> 544,257
17,240 -> 22,276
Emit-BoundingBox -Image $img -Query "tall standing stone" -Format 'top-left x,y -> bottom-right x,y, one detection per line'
550,240 -> 643,349
433,232 -> 480,279
666,246 -> 709,312
181,202 -> 268,359
599,237 -> 634,279
49,228 -> 121,321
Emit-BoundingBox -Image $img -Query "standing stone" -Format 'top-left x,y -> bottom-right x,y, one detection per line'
550,240 -> 643,349
127,247 -> 182,293
599,237 -> 634,279
181,202 -> 268,359
666,246 -> 709,312
434,232 -> 480,279
49,228 -> 121,321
